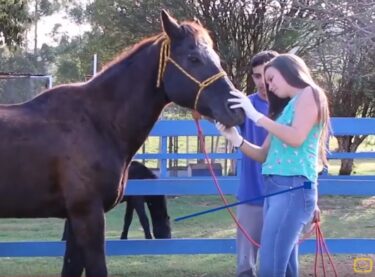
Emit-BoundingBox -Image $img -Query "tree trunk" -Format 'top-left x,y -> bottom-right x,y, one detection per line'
34,0 -> 38,55
339,159 -> 354,175
336,135 -> 366,175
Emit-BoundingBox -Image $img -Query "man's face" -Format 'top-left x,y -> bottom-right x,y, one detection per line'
252,64 -> 267,100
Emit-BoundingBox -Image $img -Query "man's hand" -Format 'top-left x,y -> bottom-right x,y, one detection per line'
215,122 -> 243,148
228,90 -> 264,123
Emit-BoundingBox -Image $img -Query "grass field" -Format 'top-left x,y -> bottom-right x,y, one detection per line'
0,159 -> 374,276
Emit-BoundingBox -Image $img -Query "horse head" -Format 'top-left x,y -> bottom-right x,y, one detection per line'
158,10 -> 245,127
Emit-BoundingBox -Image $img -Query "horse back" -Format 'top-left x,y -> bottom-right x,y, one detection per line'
0,85 -> 124,218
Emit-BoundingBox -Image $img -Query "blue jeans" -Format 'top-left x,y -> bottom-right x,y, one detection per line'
258,175 -> 317,277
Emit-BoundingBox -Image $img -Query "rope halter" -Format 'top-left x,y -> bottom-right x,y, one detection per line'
156,36 -> 227,110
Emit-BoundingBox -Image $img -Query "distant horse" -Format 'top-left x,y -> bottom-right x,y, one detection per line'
120,195 -> 171,239
61,161 -> 171,240
0,10 -> 244,277
119,161 -> 171,240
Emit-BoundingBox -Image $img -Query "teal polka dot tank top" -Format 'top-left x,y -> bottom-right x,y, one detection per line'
262,94 -> 322,182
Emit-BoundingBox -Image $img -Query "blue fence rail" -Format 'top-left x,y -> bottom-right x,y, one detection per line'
0,117 -> 374,257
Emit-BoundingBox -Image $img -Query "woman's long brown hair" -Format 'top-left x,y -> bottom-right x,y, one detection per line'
264,54 -> 330,166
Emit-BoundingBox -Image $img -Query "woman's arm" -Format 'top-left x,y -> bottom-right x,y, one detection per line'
239,134 -> 271,163
215,122 -> 270,162
257,87 -> 318,147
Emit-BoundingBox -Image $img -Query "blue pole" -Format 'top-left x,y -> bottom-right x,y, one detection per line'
175,181 -> 311,222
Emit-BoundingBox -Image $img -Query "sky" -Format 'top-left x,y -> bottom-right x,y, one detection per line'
26,5 -> 91,50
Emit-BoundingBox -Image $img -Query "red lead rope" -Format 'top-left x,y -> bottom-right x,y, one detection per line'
314,222 -> 338,277
194,118 -> 260,247
193,118 -> 337,276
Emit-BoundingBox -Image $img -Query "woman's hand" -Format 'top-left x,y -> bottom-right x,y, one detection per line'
312,206 -> 321,223
228,91 -> 264,123
215,122 -> 243,147
302,206 -> 321,234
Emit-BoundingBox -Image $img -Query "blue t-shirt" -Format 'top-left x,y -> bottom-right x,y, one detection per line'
237,93 -> 268,205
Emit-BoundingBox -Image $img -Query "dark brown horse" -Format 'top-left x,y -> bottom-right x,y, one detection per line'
0,10 -> 244,276
119,161 -> 171,240
61,161 -> 171,241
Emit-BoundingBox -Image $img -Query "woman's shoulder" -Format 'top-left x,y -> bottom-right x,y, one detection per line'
301,86 -> 315,97
295,86 -> 315,105
294,86 -> 319,120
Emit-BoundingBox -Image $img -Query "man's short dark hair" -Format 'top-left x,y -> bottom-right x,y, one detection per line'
250,50 -> 279,70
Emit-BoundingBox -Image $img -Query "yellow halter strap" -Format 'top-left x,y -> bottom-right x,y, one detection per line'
156,37 -> 227,110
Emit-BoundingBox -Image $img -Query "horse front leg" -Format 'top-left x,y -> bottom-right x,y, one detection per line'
63,204 -> 107,277
134,198 -> 152,239
61,219 -> 69,241
120,200 -> 134,239
61,219 -> 85,277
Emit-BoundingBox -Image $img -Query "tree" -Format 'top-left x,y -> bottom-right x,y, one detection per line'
0,0 -> 30,47
52,34 -> 91,84
80,0 -> 188,65
47,0 -> 191,85
70,0 -> 337,91
182,0 -> 374,175
312,0 -> 375,174
31,0 -> 62,54
174,0 -> 342,93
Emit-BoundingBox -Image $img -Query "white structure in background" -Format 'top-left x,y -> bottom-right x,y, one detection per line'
93,54 -> 97,76
0,72 -> 53,89
0,73 -> 53,104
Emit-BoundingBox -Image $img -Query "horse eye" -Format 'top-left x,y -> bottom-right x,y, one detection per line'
188,55 -> 200,63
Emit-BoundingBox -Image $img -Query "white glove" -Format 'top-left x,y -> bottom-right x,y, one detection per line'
228,90 -> 264,123
215,122 -> 244,147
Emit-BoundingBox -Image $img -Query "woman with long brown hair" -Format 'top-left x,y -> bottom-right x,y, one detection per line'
217,53 -> 329,276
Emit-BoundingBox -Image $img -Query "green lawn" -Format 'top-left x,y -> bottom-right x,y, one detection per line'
0,192 -> 374,276
328,159 -> 375,175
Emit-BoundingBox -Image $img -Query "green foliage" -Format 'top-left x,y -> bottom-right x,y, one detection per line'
0,0 -> 30,47
37,0 -> 61,17
50,0 -> 192,85
307,0 -> 375,174
52,1 -> 334,90
56,59 -> 81,83
81,0 -> 189,64
177,0 -> 338,92
39,43 -> 55,63
68,4 -> 85,24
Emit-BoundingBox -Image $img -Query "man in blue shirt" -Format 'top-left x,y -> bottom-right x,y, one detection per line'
236,50 -> 278,277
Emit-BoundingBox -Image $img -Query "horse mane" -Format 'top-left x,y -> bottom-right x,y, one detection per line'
97,20 -> 212,73
180,21 -> 213,47
22,21 -> 213,108
100,34 -> 164,71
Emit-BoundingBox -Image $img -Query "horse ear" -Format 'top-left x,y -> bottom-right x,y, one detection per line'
161,9 -> 182,39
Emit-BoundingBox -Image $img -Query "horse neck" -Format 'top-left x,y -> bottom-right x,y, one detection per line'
84,41 -> 169,159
